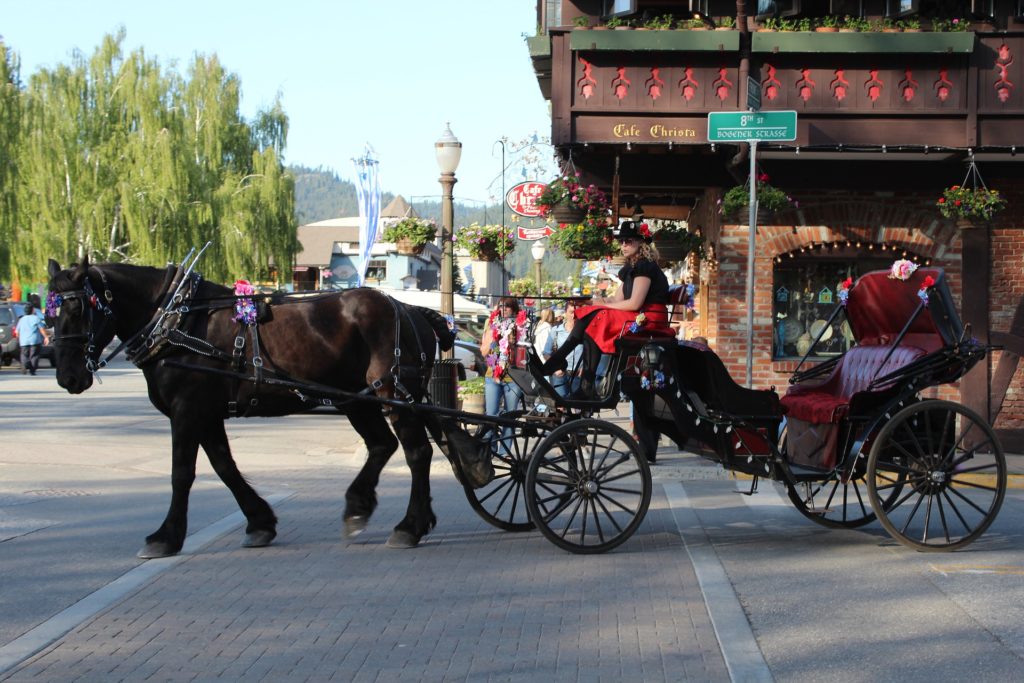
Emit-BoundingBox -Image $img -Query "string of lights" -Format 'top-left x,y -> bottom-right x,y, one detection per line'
774,241 -> 931,265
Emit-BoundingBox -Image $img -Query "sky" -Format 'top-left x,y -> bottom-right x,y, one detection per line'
0,0 -> 555,206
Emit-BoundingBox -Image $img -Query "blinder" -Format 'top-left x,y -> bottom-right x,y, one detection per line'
50,275 -> 115,373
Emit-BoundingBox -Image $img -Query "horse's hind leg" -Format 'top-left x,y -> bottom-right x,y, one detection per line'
343,404 -> 399,537
199,419 -> 278,548
385,409 -> 437,549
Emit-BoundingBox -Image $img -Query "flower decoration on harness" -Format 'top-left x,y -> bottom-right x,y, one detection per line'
628,312 -> 647,334
918,275 -> 935,307
837,277 -> 853,307
233,279 -> 257,325
888,259 -> 918,281
46,291 -> 63,318
445,314 -> 456,332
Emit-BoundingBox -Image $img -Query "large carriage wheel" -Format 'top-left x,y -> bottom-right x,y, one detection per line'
867,400 -> 1006,551
525,419 -> 652,554
462,411 -> 542,532
780,423 -> 904,529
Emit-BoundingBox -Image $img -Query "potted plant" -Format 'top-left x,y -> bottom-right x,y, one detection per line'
455,223 -> 516,262
686,17 -> 709,30
507,277 -> 537,297
758,17 -> 780,31
606,17 -> 631,30
796,17 -> 812,32
875,17 -> 900,32
936,185 -> 1006,225
721,173 -> 792,221
547,220 -> 617,260
540,280 -> 571,297
644,14 -> 673,30
897,17 -> 921,32
841,15 -> 870,32
537,172 -> 610,224
381,217 -> 437,256
457,376 -> 486,413
715,15 -> 735,30
932,17 -> 970,32
573,15 -> 590,29
653,223 -> 706,265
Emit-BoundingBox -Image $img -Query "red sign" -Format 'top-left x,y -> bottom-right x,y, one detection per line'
517,225 -> 553,241
506,181 -> 547,217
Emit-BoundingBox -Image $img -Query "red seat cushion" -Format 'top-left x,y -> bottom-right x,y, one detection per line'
781,345 -> 926,424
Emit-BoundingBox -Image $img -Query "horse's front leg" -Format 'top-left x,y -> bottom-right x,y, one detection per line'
199,419 -> 277,548
385,408 -> 437,549
138,418 -> 201,558
343,405 -> 399,537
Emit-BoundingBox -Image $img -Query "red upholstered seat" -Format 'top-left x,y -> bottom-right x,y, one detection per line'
781,345 -> 926,424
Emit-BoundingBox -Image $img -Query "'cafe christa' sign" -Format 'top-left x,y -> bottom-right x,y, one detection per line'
575,116 -> 706,143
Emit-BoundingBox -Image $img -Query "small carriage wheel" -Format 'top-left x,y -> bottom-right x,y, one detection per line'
525,419 -> 652,554
463,411 -> 542,532
867,400 -> 1006,552
779,423 -> 902,529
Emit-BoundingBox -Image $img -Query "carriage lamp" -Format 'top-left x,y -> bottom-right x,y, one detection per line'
435,123 -> 462,359
641,343 -> 662,368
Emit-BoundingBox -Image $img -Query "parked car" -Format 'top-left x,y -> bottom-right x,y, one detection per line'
0,302 -> 56,368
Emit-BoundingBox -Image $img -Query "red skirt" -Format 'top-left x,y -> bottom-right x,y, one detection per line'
574,303 -> 669,354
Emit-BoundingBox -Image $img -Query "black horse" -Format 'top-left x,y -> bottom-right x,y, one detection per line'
46,257 -> 489,557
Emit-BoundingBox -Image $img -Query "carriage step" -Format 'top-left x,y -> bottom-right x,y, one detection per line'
734,475 -> 760,496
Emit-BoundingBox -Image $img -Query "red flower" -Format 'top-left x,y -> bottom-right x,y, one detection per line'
954,200 -> 962,206
937,197 -> 946,204
638,223 -> 651,238
757,172 -> 770,183
515,310 -> 527,326
922,275 -> 935,289
841,277 -> 853,289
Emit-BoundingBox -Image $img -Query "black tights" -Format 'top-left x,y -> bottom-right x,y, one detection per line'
541,311 -> 603,382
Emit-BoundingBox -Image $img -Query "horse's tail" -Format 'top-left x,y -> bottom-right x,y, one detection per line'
415,306 -> 456,352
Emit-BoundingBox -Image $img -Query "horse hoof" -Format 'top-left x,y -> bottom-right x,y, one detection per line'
242,529 -> 276,548
137,542 -> 179,559
386,530 -> 421,549
343,516 -> 368,538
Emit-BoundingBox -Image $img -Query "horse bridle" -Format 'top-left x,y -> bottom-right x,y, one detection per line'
50,272 -> 116,374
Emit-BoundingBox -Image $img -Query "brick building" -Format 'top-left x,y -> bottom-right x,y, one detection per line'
529,0 -> 1024,448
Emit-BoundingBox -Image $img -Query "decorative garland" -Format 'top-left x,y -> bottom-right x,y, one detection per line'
485,309 -> 527,381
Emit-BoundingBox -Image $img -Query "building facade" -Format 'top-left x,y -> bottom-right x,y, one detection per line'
529,0 -> 1024,448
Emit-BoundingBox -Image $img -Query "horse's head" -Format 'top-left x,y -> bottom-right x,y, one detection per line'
47,256 -> 117,394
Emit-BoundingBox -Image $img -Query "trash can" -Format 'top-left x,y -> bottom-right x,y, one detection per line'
429,358 -> 465,409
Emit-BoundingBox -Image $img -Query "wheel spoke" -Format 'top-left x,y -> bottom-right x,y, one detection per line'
596,490 -> 638,517
945,482 -> 992,516
588,498 -> 606,544
948,479 -> 999,493
922,492 -> 934,543
476,475 -> 515,505
851,479 -> 869,518
594,494 -> 626,533
598,484 -> 644,496
898,492 -> 926,535
940,489 -> 973,534
936,492 -> 952,544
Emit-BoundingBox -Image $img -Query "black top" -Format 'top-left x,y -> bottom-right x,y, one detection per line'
619,258 -> 669,305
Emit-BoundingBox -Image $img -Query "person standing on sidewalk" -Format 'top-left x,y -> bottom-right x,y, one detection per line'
15,303 -> 50,375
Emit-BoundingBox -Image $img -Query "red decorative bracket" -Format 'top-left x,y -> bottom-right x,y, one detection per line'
577,57 -> 596,100
612,66 -> 631,101
898,69 -> 919,102
678,67 -> 700,102
934,68 -> 954,102
995,43 -> 1014,103
864,70 -> 884,102
762,65 -> 781,101
713,68 -> 733,102
796,68 -> 816,102
830,69 -> 849,102
645,67 -> 665,101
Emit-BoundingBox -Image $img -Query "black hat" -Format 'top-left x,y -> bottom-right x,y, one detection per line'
614,220 -> 653,244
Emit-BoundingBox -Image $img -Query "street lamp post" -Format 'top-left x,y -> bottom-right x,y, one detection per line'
435,123 -> 461,360
531,239 -> 546,295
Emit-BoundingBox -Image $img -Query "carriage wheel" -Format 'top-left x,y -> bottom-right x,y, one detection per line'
462,411 -> 543,532
779,423 -> 902,529
867,400 -> 1006,552
525,419 -> 652,554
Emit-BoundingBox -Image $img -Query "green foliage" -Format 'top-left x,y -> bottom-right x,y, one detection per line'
818,15 -> 840,29
507,277 -> 537,296
717,16 -> 736,29
722,175 -> 791,216
0,30 -> 296,284
932,17 -> 970,32
936,185 -> 1005,221
457,376 -> 485,396
455,223 -> 516,260
653,223 -> 706,259
547,222 -> 617,260
380,217 -> 437,245
842,15 -> 871,31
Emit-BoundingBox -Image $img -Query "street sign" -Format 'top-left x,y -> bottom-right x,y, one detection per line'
746,76 -> 761,111
707,110 -> 797,142
506,181 -> 547,217
517,225 -> 553,241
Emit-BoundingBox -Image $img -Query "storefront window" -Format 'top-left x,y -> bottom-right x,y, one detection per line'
772,250 -> 910,360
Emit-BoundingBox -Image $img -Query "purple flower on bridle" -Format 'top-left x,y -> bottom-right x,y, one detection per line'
233,279 -> 257,325
46,291 -> 63,318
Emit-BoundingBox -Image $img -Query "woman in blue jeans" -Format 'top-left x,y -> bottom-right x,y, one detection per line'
479,298 -> 525,416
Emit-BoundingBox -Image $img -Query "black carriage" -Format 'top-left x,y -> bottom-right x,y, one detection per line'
462,267 -> 1007,554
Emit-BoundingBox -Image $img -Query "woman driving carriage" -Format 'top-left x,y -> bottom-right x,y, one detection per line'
539,220 -> 670,397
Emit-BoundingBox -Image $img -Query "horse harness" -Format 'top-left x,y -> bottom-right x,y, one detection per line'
56,267 -> 435,416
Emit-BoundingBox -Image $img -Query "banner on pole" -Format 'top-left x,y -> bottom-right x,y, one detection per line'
353,146 -> 381,287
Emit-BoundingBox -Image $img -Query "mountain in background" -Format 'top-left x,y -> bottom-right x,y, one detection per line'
289,165 -> 576,281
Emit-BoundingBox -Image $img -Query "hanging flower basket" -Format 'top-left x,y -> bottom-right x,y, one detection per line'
549,201 -> 588,224
382,217 -> 437,255
548,219 -> 617,261
455,223 -> 516,262
653,223 -> 706,264
936,185 -> 1006,225
537,172 -> 610,223
720,173 -> 792,222
395,238 -> 425,256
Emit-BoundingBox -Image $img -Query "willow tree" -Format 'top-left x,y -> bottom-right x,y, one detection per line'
0,41 -> 20,279
7,29 -> 296,284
